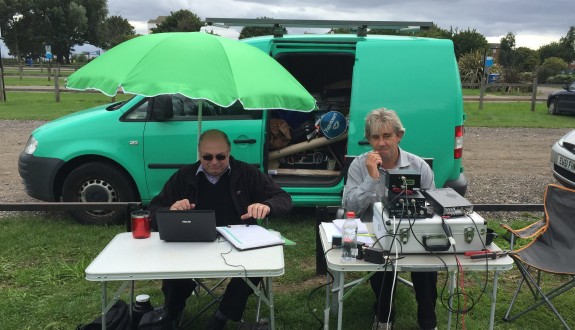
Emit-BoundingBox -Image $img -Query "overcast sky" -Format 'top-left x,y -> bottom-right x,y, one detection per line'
0,0 -> 570,56
107,0 -> 570,50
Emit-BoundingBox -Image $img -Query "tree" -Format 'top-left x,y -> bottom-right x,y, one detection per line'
417,24 -> 452,39
239,17 -> 280,39
538,57 -> 569,83
98,15 -> 136,50
458,49 -> 485,84
539,26 -> 575,64
81,0 -> 108,48
498,32 -> 516,67
514,47 -> 539,72
558,26 -> 575,63
0,0 -> 39,61
151,9 -> 202,33
451,28 -> 488,60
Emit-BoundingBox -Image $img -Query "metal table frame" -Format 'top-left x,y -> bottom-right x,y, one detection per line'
85,232 -> 284,329
319,223 -> 513,330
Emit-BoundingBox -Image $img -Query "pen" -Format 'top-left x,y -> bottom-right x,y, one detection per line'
357,234 -> 376,237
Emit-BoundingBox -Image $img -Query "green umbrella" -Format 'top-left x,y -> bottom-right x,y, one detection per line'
66,32 -> 316,112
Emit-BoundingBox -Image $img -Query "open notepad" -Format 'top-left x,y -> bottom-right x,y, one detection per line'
217,225 -> 285,251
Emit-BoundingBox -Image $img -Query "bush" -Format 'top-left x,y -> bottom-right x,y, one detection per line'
546,74 -> 575,84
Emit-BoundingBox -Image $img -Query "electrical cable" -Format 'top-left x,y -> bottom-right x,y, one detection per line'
306,247 -> 336,330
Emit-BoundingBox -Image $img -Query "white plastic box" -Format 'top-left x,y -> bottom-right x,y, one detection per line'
372,202 -> 488,254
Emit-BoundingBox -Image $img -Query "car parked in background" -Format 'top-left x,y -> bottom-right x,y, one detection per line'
551,129 -> 575,188
547,82 -> 575,115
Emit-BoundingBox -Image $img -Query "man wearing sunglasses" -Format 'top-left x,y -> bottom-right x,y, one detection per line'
148,129 -> 292,329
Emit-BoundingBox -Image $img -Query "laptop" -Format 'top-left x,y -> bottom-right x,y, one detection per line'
156,210 -> 217,242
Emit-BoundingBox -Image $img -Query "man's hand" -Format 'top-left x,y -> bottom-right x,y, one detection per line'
241,203 -> 270,220
366,151 -> 382,180
170,199 -> 195,210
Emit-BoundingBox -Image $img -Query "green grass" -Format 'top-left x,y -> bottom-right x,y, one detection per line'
3,76 -> 67,86
2,91 -> 574,128
0,92 -> 131,120
0,212 -> 572,329
464,102 -> 575,128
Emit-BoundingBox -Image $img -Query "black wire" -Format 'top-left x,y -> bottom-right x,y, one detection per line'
306,247 -> 336,329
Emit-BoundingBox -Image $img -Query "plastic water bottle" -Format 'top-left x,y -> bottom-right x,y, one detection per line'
132,294 -> 154,329
341,211 -> 358,262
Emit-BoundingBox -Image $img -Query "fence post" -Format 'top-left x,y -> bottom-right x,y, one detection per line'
0,64 -> 5,102
54,63 -> 60,102
479,76 -> 486,110
531,68 -> 538,112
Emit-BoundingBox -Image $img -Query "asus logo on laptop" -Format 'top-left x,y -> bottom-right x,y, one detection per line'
182,220 -> 192,224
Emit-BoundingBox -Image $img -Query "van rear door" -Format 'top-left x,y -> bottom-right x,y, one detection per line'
349,36 -> 464,189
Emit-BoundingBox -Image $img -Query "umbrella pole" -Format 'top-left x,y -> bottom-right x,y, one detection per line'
197,100 -> 203,161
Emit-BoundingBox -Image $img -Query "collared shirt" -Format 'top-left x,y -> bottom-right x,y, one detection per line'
342,147 -> 435,222
196,164 -> 231,184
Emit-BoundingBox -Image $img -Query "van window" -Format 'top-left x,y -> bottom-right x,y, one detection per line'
125,95 -> 259,122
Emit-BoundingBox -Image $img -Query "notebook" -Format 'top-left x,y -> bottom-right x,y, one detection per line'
216,225 -> 284,251
156,210 -> 217,242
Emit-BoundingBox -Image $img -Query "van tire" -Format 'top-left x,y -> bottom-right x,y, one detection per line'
62,162 -> 138,225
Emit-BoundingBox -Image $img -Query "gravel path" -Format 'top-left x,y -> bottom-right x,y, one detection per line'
1,120 -> 569,219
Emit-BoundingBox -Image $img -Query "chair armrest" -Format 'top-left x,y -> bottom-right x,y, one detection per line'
500,220 -> 546,240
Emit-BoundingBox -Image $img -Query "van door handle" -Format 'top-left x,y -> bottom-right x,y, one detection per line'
358,140 -> 370,145
234,139 -> 256,144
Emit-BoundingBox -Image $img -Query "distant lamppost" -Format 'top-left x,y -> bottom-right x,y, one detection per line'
13,14 -> 23,81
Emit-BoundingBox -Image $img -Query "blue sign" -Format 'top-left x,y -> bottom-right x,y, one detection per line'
485,56 -> 493,67
45,52 -> 52,60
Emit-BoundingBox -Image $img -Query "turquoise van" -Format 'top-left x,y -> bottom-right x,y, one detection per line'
19,31 -> 466,224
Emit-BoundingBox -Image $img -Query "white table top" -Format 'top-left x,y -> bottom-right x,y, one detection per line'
319,223 -> 513,273
86,232 -> 285,281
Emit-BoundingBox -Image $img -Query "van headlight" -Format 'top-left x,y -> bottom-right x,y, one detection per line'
24,136 -> 38,155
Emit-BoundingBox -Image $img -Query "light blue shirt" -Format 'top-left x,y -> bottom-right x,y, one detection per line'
342,147 -> 435,221
196,165 -> 231,184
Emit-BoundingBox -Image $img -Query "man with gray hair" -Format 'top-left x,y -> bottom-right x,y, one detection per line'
343,108 -> 437,330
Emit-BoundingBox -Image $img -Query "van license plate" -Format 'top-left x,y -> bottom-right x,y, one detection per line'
558,155 -> 575,173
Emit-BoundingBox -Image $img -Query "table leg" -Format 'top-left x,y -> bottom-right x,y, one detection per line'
447,271 -> 455,329
267,277 -> 275,330
324,271 -> 331,330
101,281 -> 107,330
489,271 -> 500,330
337,272 -> 344,330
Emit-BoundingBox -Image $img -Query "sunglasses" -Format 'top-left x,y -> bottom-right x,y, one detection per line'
201,153 -> 228,161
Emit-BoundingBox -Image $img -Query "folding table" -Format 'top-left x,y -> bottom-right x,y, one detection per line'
85,232 -> 284,329
319,222 -> 514,330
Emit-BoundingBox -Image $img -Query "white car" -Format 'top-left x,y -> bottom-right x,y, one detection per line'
551,130 -> 575,188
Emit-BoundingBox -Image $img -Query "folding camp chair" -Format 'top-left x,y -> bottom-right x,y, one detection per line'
502,184 -> 575,329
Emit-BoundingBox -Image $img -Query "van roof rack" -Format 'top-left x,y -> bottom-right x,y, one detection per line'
205,18 -> 432,37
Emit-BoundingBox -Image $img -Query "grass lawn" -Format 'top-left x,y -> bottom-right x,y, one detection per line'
0,92 -> 131,121
0,212 -> 572,329
1,91 -> 574,329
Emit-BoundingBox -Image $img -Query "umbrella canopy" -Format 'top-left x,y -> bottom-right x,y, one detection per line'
66,32 -> 316,112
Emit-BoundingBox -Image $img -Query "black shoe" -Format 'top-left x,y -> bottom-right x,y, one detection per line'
138,307 -> 175,330
236,319 -> 270,330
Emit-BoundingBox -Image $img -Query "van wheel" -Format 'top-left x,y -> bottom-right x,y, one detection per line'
548,100 -> 559,115
62,162 -> 138,225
